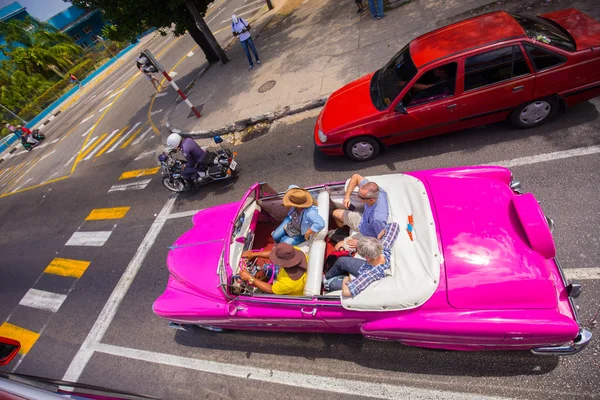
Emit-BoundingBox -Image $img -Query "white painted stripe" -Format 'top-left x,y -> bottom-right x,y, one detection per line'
65,154 -> 76,167
19,289 -> 67,313
84,129 -> 119,160
234,0 -> 263,12
171,81 -> 180,91
80,114 -> 95,125
107,88 -> 125,99
207,6 -> 225,24
48,115 -> 56,122
150,109 -> 163,116
49,138 -> 59,144
564,268 -> 600,281
166,209 -> 201,220
81,126 -> 94,137
155,92 -> 167,98
169,71 -> 178,77
11,177 -> 32,192
132,127 -> 152,146
184,98 -> 193,108
49,171 -> 59,179
94,343 -> 508,400
134,150 -> 155,161
221,6 -> 263,23
104,90 -> 113,96
63,195 -> 177,382
40,149 -> 56,161
98,103 -> 113,113
187,51 -> 195,57
107,178 -> 152,193
107,122 -> 142,153
81,136 -> 99,151
481,145 -> 600,168
65,231 -> 112,247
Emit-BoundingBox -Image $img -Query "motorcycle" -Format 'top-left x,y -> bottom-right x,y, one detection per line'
21,129 -> 45,151
158,135 -> 238,192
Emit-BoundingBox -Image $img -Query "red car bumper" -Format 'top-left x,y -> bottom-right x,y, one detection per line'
313,124 -> 344,156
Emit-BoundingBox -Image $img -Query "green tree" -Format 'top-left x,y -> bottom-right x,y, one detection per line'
70,0 -> 226,64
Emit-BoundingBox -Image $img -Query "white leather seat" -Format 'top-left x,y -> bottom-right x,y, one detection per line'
303,190 -> 329,296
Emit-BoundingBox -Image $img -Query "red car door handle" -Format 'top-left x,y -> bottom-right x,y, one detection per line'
446,104 -> 457,110
513,85 -> 524,92
300,308 -> 317,316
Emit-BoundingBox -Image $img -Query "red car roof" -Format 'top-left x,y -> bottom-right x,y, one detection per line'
410,11 -> 526,68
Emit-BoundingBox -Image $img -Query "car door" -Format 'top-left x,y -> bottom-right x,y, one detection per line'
384,61 -> 460,145
457,44 -> 535,129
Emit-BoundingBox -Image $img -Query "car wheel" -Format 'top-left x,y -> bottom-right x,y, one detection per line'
345,136 -> 381,162
510,97 -> 557,128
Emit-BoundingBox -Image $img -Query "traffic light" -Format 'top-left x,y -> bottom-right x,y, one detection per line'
136,52 -> 158,73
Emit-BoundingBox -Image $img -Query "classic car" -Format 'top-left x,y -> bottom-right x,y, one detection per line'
314,9 -> 600,161
153,166 -> 592,355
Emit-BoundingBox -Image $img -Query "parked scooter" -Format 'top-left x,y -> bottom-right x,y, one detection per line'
157,136 -> 238,192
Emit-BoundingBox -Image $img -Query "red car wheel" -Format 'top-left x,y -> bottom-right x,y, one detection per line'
345,136 -> 381,162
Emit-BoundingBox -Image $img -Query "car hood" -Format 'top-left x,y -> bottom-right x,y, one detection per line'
541,8 -> 600,50
321,72 -> 380,133
423,172 -> 558,310
167,202 -> 239,298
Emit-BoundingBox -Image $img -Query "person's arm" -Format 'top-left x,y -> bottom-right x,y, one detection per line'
380,222 -> 400,251
345,267 -> 382,297
241,250 -> 270,260
239,269 -> 274,293
343,174 -> 366,208
341,276 -> 352,297
305,208 -> 325,240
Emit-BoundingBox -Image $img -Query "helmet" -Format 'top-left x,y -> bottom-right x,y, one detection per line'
167,133 -> 182,149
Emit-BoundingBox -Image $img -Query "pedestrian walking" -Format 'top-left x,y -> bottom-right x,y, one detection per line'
69,74 -> 82,88
368,0 -> 385,19
231,14 -> 261,71
136,54 -> 164,92
354,0 -> 366,14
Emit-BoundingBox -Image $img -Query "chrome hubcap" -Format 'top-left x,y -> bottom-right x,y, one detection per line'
520,101 -> 551,125
351,142 -> 374,159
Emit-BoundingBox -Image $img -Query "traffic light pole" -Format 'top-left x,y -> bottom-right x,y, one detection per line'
143,49 -> 202,119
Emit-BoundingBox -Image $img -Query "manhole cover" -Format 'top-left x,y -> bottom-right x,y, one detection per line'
258,80 -> 276,93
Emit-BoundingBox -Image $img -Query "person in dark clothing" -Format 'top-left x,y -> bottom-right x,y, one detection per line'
166,133 -> 206,186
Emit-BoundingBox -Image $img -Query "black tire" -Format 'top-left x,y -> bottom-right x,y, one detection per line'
344,136 -> 381,162
162,177 -> 185,192
510,97 -> 558,128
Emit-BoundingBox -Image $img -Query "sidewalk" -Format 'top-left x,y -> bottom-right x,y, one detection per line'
166,0 -> 502,138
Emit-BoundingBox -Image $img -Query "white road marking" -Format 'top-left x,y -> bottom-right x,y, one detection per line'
166,209 -> 201,220
11,177 -> 32,192
168,71 -> 177,77
98,103 -> 113,113
94,344 -> 509,400
221,6 -> 263,23
39,150 -> 56,161
107,122 -> 142,153
63,195 -> 177,382
84,129 -> 119,160
187,51 -> 195,57
107,88 -> 125,99
207,7 -> 225,24
48,115 -> 56,122
132,127 -> 152,146
19,289 -> 67,313
65,231 -> 112,247
155,92 -> 167,98
107,178 -> 153,193
150,109 -> 163,116
81,126 -> 94,137
134,150 -> 155,161
104,90 -> 113,96
234,0 -> 264,12
565,268 -> 600,281
81,136 -> 99,151
49,171 -> 59,179
65,155 -> 76,167
482,145 -> 600,168
50,138 -> 59,144
80,114 -> 95,125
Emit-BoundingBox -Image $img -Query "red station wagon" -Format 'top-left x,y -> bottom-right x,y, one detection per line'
314,9 -> 600,161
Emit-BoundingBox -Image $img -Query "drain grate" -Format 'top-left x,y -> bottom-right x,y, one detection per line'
258,80 -> 276,93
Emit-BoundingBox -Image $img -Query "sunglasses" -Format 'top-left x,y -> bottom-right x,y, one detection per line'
357,194 -> 371,201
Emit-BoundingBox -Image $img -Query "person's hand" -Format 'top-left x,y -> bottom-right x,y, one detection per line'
377,228 -> 386,240
346,238 -> 358,249
239,269 -> 252,281
343,276 -> 351,284
241,251 -> 255,259
304,229 -> 313,241
343,196 -> 351,209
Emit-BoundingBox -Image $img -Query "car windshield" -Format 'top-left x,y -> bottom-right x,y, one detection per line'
511,14 -> 576,51
371,45 -> 418,110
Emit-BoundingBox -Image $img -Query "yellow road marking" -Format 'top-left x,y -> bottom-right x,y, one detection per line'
85,206 -> 130,220
0,322 -> 40,355
121,127 -> 143,149
59,124 -> 81,143
44,257 -> 91,279
1,162 -> 29,192
0,165 -> 16,185
119,167 -> 160,180
78,133 -> 107,160
3,156 -> 45,194
0,175 -> 69,198
95,125 -> 129,158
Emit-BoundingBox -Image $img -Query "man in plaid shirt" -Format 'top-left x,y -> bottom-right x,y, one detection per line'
324,222 -> 400,297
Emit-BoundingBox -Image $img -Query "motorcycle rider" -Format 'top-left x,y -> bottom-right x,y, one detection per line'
18,125 -> 39,145
166,133 -> 206,188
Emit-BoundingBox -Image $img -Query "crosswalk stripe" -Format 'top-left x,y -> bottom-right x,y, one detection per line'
0,322 -> 40,355
79,134 -> 107,160
1,162 -> 27,188
19,289 -> 67,313
95,126 -> 129,157
0,166 -> 15,184
108,178 -> 153,193
120,127 -> 143,149
44,258 -> 91,278
85,129 -> 120,160
132,127 -> 153,146
109,122 -> 141,153
81,126 -> 94,137
134,150 -> 155,161
85,206 -> 130,220
66,231 -> 113,247
118,167 -> 160,180
82,135 -> 99,151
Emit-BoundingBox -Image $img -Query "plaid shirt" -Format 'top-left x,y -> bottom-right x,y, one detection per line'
346,222 -> 400,297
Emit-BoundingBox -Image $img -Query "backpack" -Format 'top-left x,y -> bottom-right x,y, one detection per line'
324,250 -> 355,273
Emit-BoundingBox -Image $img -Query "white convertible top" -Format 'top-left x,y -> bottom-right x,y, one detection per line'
341,174 -> 441,311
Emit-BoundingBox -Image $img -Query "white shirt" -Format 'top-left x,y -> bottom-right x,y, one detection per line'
232,18 -> 251,42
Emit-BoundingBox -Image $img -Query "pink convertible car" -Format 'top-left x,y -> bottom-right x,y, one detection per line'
154,166 -> 591,355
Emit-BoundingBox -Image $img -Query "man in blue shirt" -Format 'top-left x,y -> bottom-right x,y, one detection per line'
166,133 -> 206,186
332,173 -> 389,250
232,14 -> 261,70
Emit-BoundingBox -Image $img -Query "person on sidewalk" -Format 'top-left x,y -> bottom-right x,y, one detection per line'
70,74 -> 82,89
354,0 -> 366,14
231,14 -> 261,71
368,0 -> 385,19
136,54 -> 165,92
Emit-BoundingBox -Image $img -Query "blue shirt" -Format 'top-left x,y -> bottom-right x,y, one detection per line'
357,179 -> 389,238
286,205 -> 325,236
347,222 -> 400,297
181,137 -> 206,166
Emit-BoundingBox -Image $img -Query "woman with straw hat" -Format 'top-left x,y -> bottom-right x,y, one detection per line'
272,188 -> 325,246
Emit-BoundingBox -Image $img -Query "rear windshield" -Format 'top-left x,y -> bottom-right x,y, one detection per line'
511,14 -> 576,51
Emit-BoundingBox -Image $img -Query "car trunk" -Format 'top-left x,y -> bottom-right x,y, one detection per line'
424,174 -> 560,310
541,8 -> 600,50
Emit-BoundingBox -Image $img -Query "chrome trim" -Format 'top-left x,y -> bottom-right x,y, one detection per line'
554,258 -> 580,322
546,215 -> 554,233
510,179 -> 524,194
531,328 -> 593,356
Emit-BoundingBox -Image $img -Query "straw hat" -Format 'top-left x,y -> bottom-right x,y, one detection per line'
282,188 -> 313,208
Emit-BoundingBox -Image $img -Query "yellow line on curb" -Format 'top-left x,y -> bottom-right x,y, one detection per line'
85,206 -> 130,220
44,257 -> 91,279
119,167 -> 160,180
0,322 -> 40,355
95,125 -> 128,158
0,175 -> 69,198
121,127 -> 143,149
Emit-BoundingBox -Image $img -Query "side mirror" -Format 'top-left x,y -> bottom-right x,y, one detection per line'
213,135 -> 223,144
0,337 -> 21,366
395,103 -> 408,115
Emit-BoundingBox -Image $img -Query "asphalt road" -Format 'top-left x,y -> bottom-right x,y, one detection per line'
0,1 -> 599,399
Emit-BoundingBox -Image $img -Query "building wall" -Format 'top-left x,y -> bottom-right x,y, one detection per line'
0,2 -> 30,61
66,12 -> 106,48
